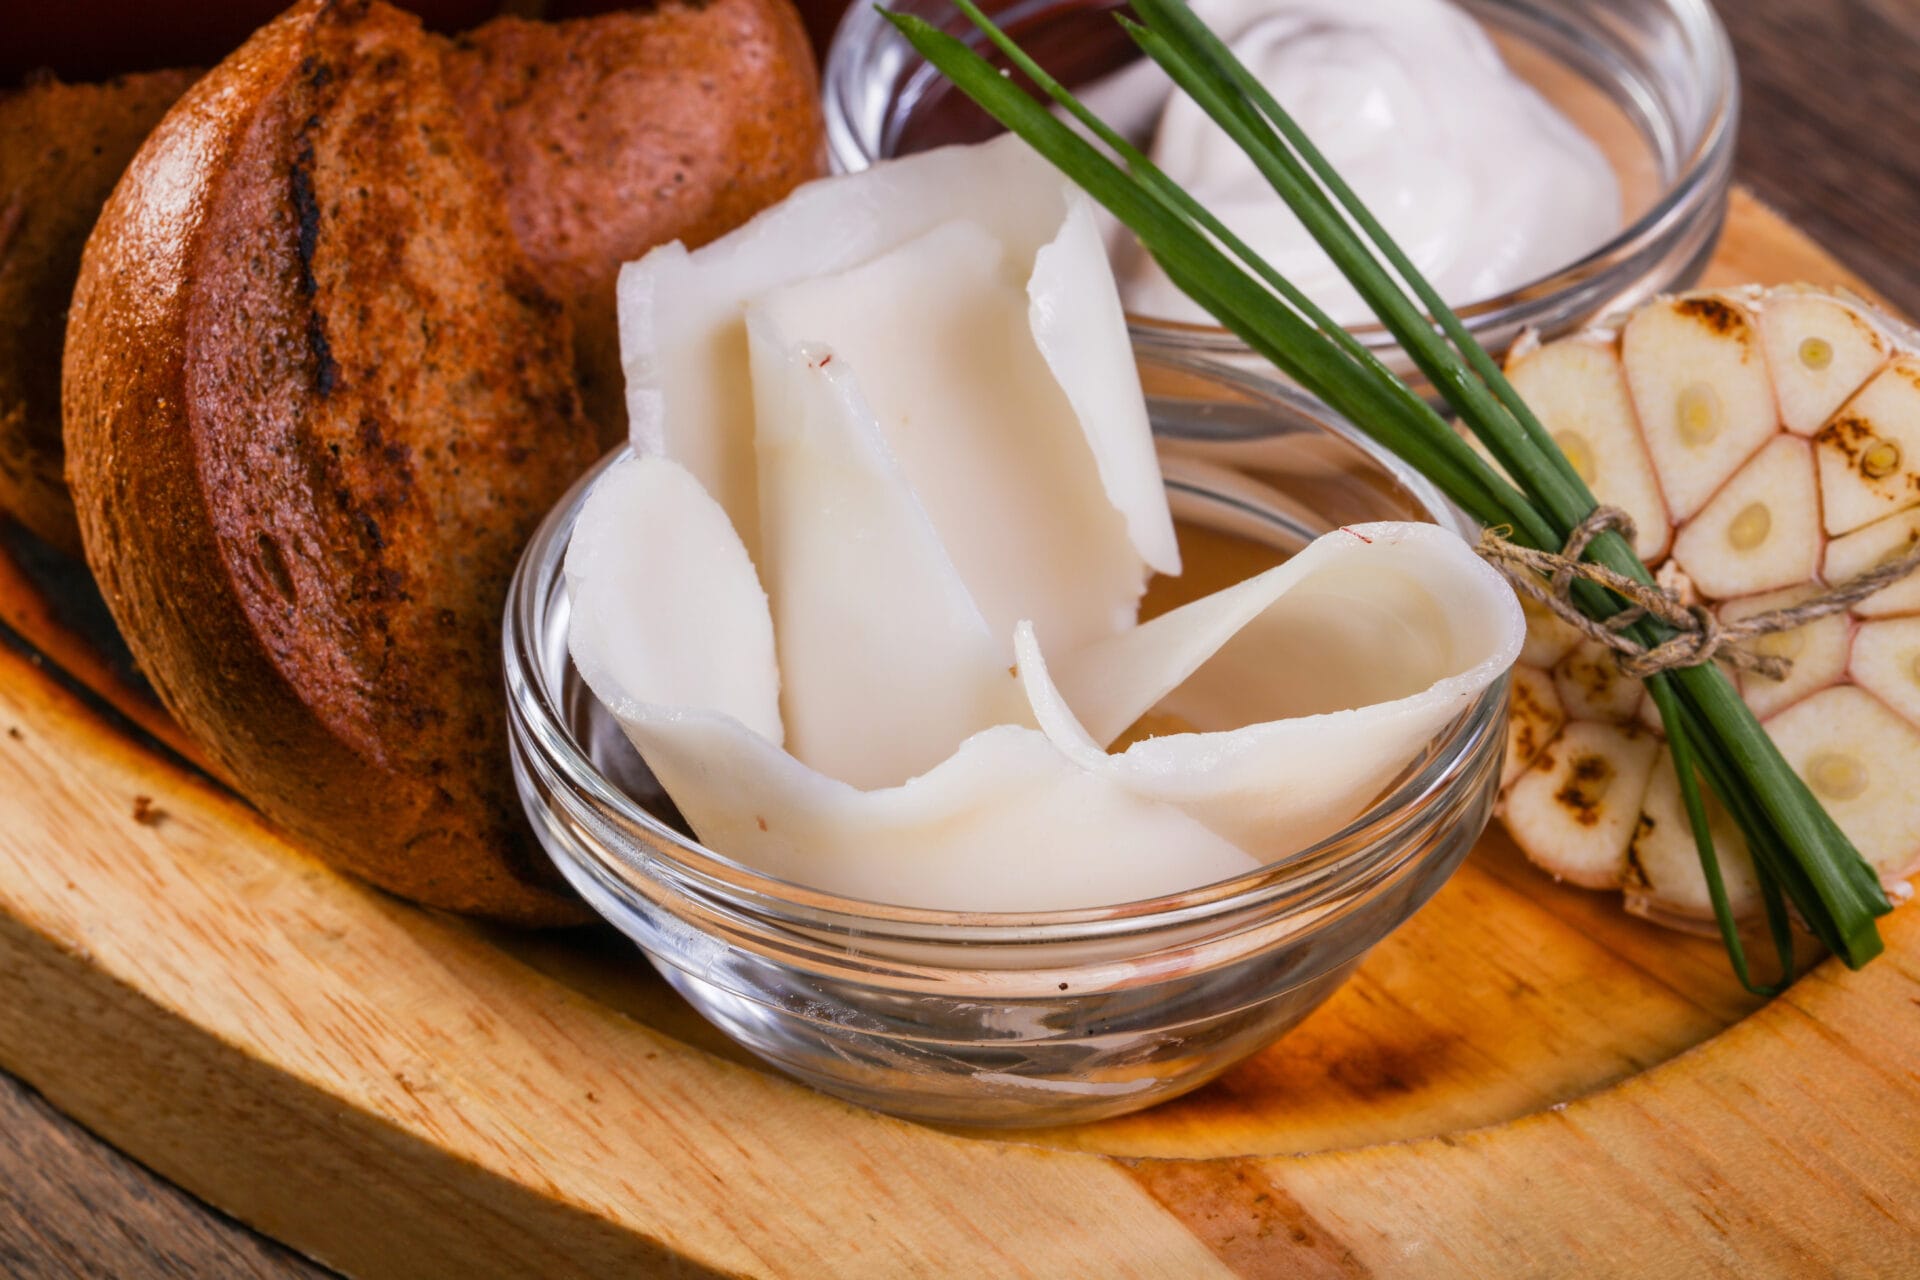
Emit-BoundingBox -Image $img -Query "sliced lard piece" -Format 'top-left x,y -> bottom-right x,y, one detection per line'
749,215 -> 1155,656
617,134 -> 1175,586
1014,522 -> 1524,856
567,451 -> 1253,912
612,715 -> 1260,912
744,304 -> 1023,789
564,454 -> 782,746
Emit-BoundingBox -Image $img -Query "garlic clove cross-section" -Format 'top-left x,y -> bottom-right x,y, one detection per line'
1552,637 -> 1644,724
1765,687 -> 1920,881
1722,585 -> 1851,719
1668,434 -> 1822,600
1505,335 -> 1672,561
1626,750 -> 1760,923
1503,720 -> 1662,889
1503,665 -> 1566,787
1849,616 -> 1920,727
1814,357 -> 1920,537
1824,508 -> 1920,618
1759,287 -> 1890,435
1621,294 -> 1779,522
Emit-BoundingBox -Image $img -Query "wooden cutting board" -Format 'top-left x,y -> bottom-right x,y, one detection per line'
1,189 -> 1915,1278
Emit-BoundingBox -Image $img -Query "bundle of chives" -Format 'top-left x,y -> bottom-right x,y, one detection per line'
886,0 -> 1890,989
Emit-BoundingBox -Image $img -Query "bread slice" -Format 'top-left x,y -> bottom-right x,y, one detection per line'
445,0 -> 822,437
0,68 -> 196,554
65,0 -> 601,922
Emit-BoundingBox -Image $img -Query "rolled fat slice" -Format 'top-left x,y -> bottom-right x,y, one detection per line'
750,215 -> 1156,655
1014,523 -> 1524,855
565,455 -> 783,745
744,307 -> 1025,789
1027,195 -> 1181,578
617,134 -> 1175,587
609,714 -> 1261,912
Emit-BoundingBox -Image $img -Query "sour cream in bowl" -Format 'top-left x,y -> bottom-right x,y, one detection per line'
824,0 -> 1737,381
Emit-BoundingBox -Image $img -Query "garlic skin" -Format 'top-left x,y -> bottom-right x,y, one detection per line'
566,139 -> 1524,913
1496,286 -> 1920,929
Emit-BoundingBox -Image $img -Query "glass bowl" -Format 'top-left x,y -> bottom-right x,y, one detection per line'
503,349 -> 1508,1128
823,0 -> 1737,380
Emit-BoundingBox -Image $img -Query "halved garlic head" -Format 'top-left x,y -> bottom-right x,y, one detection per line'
1496,285 -> 1920,929
567,138 -> 1524,913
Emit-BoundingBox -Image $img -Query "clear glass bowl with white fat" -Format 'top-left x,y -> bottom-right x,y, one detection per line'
823,0 -> 1737,384
503,349 -> 1508,1128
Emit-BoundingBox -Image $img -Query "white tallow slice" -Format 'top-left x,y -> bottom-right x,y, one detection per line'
564,455 -> 783,746
749,214 -> 1157,656
617,134 -> 1176,589
570,481 -> 1519,909
1015,522 -> 1524,856
612,714 -> 1261,914
743,306 -> 1025,789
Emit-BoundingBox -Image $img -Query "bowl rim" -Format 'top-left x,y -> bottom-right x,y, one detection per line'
820,0 -> 1740,351
503,346 -> 1509,939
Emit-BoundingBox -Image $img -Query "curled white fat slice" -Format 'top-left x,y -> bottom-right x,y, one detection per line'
565,454 -> 783,746
749,215 -> 1156,655
744,308 -> 1025,789
1027,196 -> 1181,577
617,134 -> 1174,587
1013,522 -> 1524,855
612,713 -> 1261,912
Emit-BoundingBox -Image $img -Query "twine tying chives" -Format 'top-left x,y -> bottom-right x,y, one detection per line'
1477,510 -> 1920,680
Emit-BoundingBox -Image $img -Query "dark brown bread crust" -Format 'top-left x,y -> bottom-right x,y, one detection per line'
445,0 -> 823,438
14,0 -> 821,536
65,0 -> 599,922
0,68 -> 197,554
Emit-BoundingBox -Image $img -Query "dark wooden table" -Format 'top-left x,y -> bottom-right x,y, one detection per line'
3,0 -> 1917,1275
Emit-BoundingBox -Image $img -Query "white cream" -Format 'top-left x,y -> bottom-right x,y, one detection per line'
1088,0 -> 1621,327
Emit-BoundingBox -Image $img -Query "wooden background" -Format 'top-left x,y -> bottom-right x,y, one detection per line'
2,0 -> 1917,1274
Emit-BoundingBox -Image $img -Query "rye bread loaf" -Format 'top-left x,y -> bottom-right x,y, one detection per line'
0,68 -> 196,554
67,0 -> 821,922
60,3 -> 563,920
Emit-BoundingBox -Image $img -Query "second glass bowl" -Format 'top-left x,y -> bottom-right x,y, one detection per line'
504,350 -> 1509,1127
824,0 -> 1737,377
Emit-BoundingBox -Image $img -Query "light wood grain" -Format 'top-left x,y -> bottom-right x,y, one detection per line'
0,192 -> 1916,1278
0,636 -> 1227,1278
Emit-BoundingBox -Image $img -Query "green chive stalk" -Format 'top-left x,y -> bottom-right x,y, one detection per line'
886,0 -> 1891,987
